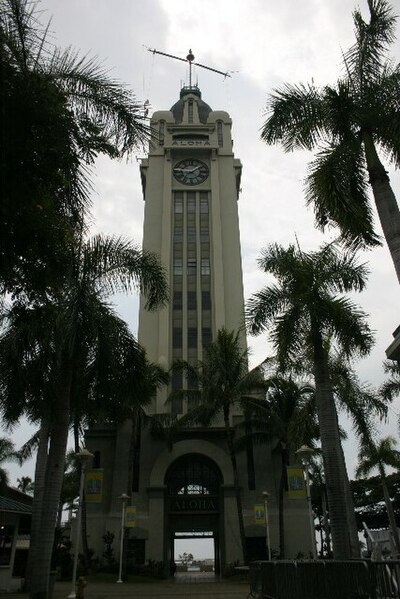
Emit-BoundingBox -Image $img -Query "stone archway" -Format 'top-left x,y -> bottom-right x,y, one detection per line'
165,453 -> 224,576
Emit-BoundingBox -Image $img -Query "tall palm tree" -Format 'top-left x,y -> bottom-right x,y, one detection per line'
1,0 -> 150,295
261,0 -> 400,282
236,375 -> 318,558
0,234 -> 167,599
246,242 -> 373,559
356,436 -> 400,555
173,328 -> 267,564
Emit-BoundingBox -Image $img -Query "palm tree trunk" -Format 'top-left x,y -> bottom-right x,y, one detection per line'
126,411 -> 139,496
339,427 -> 360,557
363,132 -> 400,283
321,490 -> 332,558
224,411 -> 247,564
278,445 -> 288,558
313,333 -> 353,559
30,363 -> 72,599
25,423 -> 50,591
73,420 -> 90,572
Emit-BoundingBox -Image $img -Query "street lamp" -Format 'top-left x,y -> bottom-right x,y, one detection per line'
68,448 -> 94,599
296,445 -> 317,559
116,493 -> 130,584
262,491 -> 272,560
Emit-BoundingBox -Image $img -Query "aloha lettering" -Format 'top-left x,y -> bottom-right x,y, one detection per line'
171,497 -> 217,512
172,140 -> 211,146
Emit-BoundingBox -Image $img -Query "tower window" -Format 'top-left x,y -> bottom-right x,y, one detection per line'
174,227 -> 183,241
188,99 -> 193,123
217,121 -> 223,147
159,120 -> 165,145
202,291 -> 211,310
201,258 -> 210,275
200,198 -> 209,213
188,328 -> 197,348
188,291 -> 197,309
174,197 -> 183,213
174,258 -> 183,275
173,328 -> 182,348
187,226 -> 196,242
187,196 -> 196,213
200,227 -> 209,242
187,258 -> 196,275
173,291 -> 182,309
202,328 -> 212,346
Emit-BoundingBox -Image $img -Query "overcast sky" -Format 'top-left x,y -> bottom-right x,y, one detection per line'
4,0 -> 400,556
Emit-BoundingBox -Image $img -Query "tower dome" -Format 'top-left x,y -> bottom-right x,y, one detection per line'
170,86 -> 212,124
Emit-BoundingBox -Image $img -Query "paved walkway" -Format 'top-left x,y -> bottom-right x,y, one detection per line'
1,575 -> 250,599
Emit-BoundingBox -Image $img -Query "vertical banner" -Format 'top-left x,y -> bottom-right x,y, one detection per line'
254,504 -> 266,524
125,506 -> 137,528
84,469 -> 103,503
287,466 -> 306,498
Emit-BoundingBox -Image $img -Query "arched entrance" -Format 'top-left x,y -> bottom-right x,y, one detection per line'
165,454 -> 224,575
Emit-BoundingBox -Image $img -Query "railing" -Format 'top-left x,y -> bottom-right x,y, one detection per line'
248,560 -> 400,599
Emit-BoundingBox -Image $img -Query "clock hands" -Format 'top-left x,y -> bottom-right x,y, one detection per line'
174,166 -> 201,174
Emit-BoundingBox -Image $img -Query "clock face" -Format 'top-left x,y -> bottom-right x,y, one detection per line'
173,159 -> 209,185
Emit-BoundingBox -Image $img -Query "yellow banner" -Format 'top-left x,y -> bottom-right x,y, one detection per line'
125,506 -> 136,528
84,469 -> 103,503
254,504 -> 266,524
287,466 -> 306,498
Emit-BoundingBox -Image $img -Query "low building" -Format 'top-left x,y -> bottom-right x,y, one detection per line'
0,485 -> 32,592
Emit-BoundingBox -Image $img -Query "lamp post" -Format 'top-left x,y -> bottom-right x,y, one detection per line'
296,445 -> 317,559
262,491 -> 272,560
116,493 -> 129,583
68,448 -> 94,599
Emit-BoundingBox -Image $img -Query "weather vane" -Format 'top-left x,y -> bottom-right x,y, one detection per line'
146,47 -> 232,87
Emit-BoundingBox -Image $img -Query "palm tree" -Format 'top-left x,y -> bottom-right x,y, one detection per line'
381,360 -> 400,403
121,351 -> 169,497
1,0 -> 150,295
261,0 -> 400,282
236,375 -> 318,558
356,436 -> 400,555
0,437 -> 18,486
17,476 -> 34,495
246,242 -> 373,559
0,234 -> 167,599
173,328 -> 267,564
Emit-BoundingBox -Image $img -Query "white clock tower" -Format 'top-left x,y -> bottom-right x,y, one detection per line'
85,84 -> 312,574
138,84 -> 246,413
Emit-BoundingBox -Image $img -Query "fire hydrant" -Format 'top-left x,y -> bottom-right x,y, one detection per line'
76,576 -> 87,599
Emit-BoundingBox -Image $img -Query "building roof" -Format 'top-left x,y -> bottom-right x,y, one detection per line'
0,495 -> 32,514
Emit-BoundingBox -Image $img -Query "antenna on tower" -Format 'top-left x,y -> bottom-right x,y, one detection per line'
146,47 -> 232,86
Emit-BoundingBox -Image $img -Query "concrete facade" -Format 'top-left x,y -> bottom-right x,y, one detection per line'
85,87 -> 311,570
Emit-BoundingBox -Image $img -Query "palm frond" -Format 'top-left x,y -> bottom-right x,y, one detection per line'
48,47 -> 151,156
323,296 -> 374,358
380,360 -> 400,401
345,0 -> 397,86
262,83 -> 325,151
306,141 -> 380,248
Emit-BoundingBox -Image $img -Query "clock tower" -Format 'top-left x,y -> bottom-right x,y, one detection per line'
85,85 -> 312,573
138,85 -> 246,414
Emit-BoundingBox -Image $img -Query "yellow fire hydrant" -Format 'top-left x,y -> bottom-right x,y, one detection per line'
76,576 -> 87,599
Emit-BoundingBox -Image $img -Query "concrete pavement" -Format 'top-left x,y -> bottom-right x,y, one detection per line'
0,574 -> 250,599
